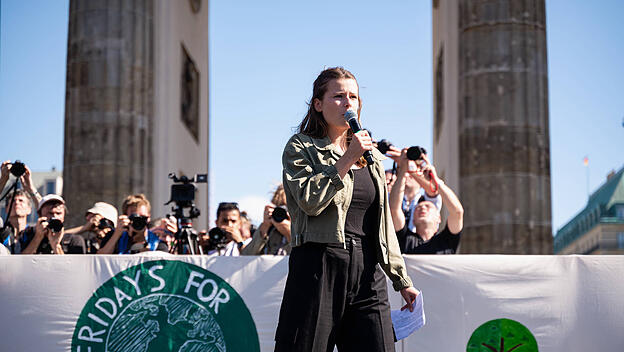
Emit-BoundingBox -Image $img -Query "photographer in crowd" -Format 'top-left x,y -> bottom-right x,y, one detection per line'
65,202 -> 118,254
1,161 -> 43,253
1,160 -> 43,207
242,184 -> 291,255
1,190 -> 32,253
98,194 -> 169,254
20,195 -> 86,254
202,202 -> 246,256
389,148 -> 464,254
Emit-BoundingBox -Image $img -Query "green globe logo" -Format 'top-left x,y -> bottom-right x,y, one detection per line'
71,260 -> 260,352
466,318 -> 538,352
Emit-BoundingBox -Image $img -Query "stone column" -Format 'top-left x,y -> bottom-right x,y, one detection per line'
63,0 -> 154,226
457,0 -> 552,253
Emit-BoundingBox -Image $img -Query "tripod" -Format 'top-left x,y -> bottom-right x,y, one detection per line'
169,217 -> 203,255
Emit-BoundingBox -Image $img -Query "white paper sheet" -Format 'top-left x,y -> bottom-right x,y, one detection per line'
391,292 -> 426,340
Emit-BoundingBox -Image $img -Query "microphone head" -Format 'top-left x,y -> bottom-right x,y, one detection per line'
344,110 -> 357,121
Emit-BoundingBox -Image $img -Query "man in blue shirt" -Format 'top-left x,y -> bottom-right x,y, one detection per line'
98,194 -> 168,254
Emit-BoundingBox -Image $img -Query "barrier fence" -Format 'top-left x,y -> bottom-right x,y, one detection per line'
0,254 -> 622,351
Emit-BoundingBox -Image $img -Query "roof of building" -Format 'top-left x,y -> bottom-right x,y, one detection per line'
554,166 -> 624,253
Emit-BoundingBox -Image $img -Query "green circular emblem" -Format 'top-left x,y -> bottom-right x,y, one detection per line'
466,318 -> 538,352
71,260 -> 260,352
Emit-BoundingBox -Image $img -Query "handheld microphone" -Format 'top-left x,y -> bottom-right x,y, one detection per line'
344,110 -> 375,165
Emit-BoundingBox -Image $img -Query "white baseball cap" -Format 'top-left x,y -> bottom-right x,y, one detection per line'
37,194 -> 65,212
86,202 -> 118,227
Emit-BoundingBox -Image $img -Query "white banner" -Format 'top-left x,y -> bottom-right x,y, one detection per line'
0,254 -> 622,351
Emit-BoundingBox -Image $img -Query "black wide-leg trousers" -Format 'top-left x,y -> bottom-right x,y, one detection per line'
274,236 -> 395,352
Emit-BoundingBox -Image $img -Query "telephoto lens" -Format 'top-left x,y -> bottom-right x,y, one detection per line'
406,146 -> 427,161
129,214 -> 148,231
271,207 -> 288,223
47,218 -> 64,233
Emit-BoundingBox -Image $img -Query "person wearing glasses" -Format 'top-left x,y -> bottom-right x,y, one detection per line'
275,67 -> 419,352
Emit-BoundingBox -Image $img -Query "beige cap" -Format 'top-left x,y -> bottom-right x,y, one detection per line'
86,202 -> 118,227
38,194 -> 65,212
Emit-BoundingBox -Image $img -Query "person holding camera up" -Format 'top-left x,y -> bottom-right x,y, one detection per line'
64,202 -> 119,254
1,189 -> 32,253
241,184 -> 291,255
389,148 -> 464,254
98,194 -> 169,254
19,195 -> 86,254
0,160 -> 43,207
201,202 -> 246,256
0,160 -> 43,253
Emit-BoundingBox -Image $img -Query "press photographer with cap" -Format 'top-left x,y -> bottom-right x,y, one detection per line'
389,148 -> 464,254
65,202 -> 118,254
20,194 -> 86,254
97,194 -> 169,254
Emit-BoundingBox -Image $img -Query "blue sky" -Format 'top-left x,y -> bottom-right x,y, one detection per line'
1,0 -> 623,232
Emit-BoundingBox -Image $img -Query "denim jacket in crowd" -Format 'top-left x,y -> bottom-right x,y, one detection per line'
282,133 -> 413,291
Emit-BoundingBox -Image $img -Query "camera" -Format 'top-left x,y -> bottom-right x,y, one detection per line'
97,218 -> 114,230
129,214 -> 148,231
9,161 -> 26,178
271,206 -> 289,223
165,172 -> 207,255
47,218 -> 64,233
167,173 -> 207,208
376,139 -> 393,154
406,146 -> 427,161
207,227 -> 229,249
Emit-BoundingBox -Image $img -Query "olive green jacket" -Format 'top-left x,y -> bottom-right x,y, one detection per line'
282,133 -> 413,291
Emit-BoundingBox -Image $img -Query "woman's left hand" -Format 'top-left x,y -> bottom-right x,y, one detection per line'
400,287 -> 420,312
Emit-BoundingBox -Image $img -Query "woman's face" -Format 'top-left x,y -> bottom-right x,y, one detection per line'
314,78 -> 360,133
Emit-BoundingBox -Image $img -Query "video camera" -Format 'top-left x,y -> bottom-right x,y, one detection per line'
165,172 -> 207,255
166,173 -> 208,208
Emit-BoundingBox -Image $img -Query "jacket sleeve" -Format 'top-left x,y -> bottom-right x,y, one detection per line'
240,228 -> 267,255
282,135 -> 345,217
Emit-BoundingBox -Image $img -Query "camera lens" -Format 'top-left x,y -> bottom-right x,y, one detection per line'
271,207 -> 288,223
47,218 -> 64,233
208,227 -> 228,247
406,146 -> 426,161
98,219 -> 113,230
129,214 -> 148,231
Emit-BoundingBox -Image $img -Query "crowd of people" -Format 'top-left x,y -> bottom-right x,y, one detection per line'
1,139 -> 463,257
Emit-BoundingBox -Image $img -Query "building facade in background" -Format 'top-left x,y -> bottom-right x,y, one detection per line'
432,0 -> 552,253
63,0 -> 209,228
554,167 -> 624,254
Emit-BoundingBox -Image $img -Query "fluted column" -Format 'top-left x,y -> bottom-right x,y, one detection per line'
457,0 -> 552,253
63,0 -> 154,226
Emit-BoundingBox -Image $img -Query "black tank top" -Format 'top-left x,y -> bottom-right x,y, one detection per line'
344,167 -> 379,238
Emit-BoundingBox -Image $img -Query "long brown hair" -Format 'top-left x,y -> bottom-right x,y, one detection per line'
298,67 -> 363,138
